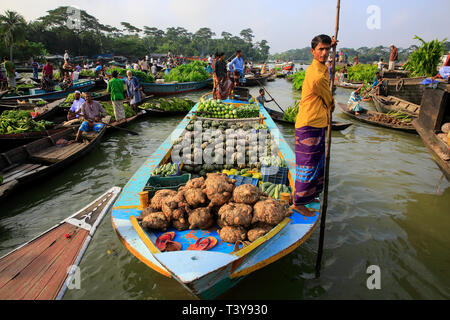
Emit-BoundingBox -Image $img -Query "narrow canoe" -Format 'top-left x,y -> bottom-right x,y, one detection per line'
141,79 -> 213,96
264,106 -> 353,131
0,126 -> 106,201
111,93 -> 321,299
372,95 -> 420,117
0,128 -> 67,153
242,74 -> 271,87
0,187 -> 121,300
337,103 -> 416,133
0,80 -> 96,102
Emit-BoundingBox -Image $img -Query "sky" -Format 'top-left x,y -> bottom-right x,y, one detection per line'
1,0 -> 449,54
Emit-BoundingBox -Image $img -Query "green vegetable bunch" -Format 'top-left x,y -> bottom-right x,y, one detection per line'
0,110 -> 53,134
107,67 -> 154,83
80,70 -> 95,77
346,64 -> 378,83
282,102 -> 299,123
140,98 -> 195,112
404,35 -> 447,77
196,99 -> 259,119
164,61 -> 210,83
291,70 -> 306,91
100,102 -> 136,121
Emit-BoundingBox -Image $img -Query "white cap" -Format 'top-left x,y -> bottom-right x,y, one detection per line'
74,90 -> 81,94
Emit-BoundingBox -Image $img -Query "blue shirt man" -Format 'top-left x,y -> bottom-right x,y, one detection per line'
228,50 -> 245,84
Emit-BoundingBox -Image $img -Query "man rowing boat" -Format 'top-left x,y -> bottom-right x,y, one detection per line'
290,34 -> 336,216
76,92 -> 106,141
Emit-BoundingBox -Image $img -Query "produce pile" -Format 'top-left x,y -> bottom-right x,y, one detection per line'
164,61 -> 211,83
151,163 -> 179,177
79,70 -> 95,77
368,112 -> 413,126
196,99 -> 259,119
385,111 -> 413,123
0,110 -> 53,134
404,35 -> 447,77
291,70 -> 306,91
140,98 -> 195,112
282,102 -> 299,123
99,102 -> 136,121
107,67 -> 154,83
259,182 -> 290,200
137,174 -> 291,244
346,64 -> 378,83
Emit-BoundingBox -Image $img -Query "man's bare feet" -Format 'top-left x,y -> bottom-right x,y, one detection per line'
289,204 -> 317,217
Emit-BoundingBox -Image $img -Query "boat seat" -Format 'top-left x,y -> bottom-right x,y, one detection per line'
30,142 -> 87,163
1,163 -> 47,184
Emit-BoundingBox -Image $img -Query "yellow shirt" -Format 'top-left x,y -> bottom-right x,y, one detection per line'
295,59 -> 334,128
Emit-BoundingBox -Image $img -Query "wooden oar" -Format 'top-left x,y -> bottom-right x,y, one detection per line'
255,78 -> 286,114
98,120 -> 139,136
315,0 -> 341,279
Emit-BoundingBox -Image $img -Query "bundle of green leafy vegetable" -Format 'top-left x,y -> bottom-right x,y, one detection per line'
164,61 -> 211,83
107,67 -> 154,83
99,102 -> 136,121
282,102 -> 299,123
404,35 -> 447,77
79,70 -> 96,77
346,64 -> 378,83
291,70 -> 306,91
140,98 -> 195,112
0,110 -> 53,134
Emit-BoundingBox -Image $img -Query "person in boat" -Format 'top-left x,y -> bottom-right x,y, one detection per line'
125,61 -> 132,70
76,92 -> 106,141
64,50 -> 70,62
31,59 -> 39,80
290,34 -> 336,217
353,54 -> 359,66
41,60 -> 55,91
94,61 -> 103,78
151,63 -> 157,76
213,52 -> 233,100
256,88 -> 274,107
126,70 -> 142,113
370,72 -> 383,94
205,63 -> 213,74
140,57 -> 149,74
59,73 -> 73,91
2,57 -> 16,89
228,50 -> 245,85
389,44 -> 398,71
107,70 -> 126,123
347,84 -> 371,116
430,52 -> 450,83
61,58 -> 73,78
67,90 -> 85,121
377,58 -> 386,72
261,63 -> 267,75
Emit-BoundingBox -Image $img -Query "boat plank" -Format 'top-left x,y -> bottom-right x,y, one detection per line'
31,142 -> 86,163
20,226 -> 88,300
2,164 -> 42,183
2,163 -> 36,179
0,224 -> 84,299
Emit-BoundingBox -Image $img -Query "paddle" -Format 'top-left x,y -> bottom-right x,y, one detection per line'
315,0 -> 340,279
98,120 -> 139,136
255,78 -> 286,114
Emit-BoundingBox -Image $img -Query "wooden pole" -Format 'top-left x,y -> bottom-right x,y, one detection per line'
315,0 -> 340,278
256,79 -> 286,114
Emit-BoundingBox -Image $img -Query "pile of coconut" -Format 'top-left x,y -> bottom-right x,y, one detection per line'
137,173 -> 291,244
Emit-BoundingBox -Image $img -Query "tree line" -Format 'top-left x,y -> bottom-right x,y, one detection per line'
270,42 -> 450,64
0,6 -> 271,63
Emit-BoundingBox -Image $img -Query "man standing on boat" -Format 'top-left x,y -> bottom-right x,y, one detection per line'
107,71 -> 126,123
3,57 -> 16,89
389,44 -> 398,71
126,70 -> 142,113
228,50 -> 245,86
291,34 -> 336,216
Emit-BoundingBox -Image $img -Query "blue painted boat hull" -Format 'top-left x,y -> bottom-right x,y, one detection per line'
141,79 -> 213,96
111,94 -> 320,299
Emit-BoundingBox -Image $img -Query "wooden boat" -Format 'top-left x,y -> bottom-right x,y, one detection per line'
267,74 -> 276,82
14,67 -> 34,73
141,79 -> 213,96
381,77 -> 427,105
381,69 -> 410,79
0,126 -> 106,200
0,187 -> 121,300
242,74 -> 270,87
0,128 -> 67,153
0,90 -> 8,99
372,95 -> 420,117
0,80 -> 96,102
0,98 -> 65,122
111,93 -> 321,299
337,103 -> 416,133
264,106 -> 352,131
412,82 -> 450,180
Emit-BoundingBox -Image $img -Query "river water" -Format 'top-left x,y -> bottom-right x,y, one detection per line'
1,75 -> 449,300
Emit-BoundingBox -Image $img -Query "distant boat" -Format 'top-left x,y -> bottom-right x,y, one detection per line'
141,79 -> 213,96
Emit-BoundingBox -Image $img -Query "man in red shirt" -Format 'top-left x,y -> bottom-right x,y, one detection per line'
41,60 -> 55,91
42,60 -> 54,79
389,44 -> 398,71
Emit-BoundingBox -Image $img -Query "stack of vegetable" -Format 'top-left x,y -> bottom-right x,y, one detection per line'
0,110 -> 53,134
140,98 -> 195,112
282,103 -> 299,123
151,163 -> 179,177
80,70 -> 96,77
346,64 -> 378,83
137,174 -> 291,244
385,111 -> 413,123
261,155 -> 287,168
99,102 -> 136,121
291,70 -> 306,91
404,35 -> 447,77
107,67 -> 154,83
164,61 -> 210,83
260,182 -> 290,200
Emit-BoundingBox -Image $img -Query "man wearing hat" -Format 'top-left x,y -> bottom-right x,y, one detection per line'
389,44 -> 398,71
67,90 -> 85,121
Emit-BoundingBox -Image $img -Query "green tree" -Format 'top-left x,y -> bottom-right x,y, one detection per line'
0,10 -> 26,60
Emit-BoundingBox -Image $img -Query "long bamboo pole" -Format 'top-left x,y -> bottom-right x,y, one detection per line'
315,0 -> 341,278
